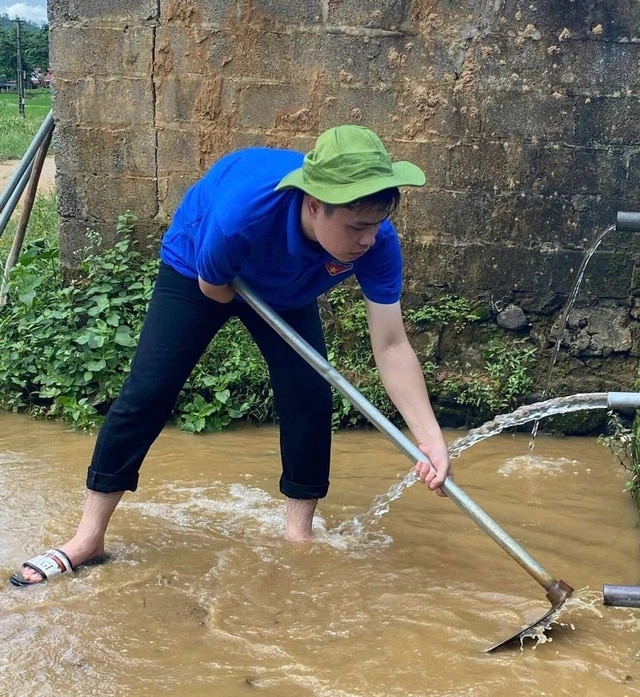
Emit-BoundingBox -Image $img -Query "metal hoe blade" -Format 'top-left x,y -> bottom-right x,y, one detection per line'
232,279 -> 575,651
485,579 -> 573,652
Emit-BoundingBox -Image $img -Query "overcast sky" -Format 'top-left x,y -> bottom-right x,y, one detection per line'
0,2 -> 47,24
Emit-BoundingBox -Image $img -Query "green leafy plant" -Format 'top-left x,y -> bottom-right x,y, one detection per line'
321,284 -> 395,428
598,411 -> 640,504
1,203 -> 269,432
177,318 -> 266,432
0,210 -> 156,427
405,295 -> 485,332
0,199 -> 539,436
440,338 -> 536,415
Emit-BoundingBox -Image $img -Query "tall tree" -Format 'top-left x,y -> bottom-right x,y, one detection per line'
0,27 -> 16,82
0,20 -> 49,83
22,26 -> 49,74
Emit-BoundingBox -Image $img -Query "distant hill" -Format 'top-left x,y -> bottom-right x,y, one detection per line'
0,15 -> 46,32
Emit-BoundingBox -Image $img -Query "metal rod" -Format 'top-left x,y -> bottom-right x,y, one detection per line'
232,277 -> 567,598
0,127 -> 53,305
0,160 -> 33,240
0,109 -> 53,215
15,19 -> 25,118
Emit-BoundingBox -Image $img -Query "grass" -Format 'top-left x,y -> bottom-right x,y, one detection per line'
0,89 -> 52,159
0,188 -> 57,252
0,88 -> 55,252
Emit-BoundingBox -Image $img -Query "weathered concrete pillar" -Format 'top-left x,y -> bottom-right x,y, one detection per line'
49,0 -> 640,394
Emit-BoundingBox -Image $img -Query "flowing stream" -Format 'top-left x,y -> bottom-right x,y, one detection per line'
1,410 -> 639,696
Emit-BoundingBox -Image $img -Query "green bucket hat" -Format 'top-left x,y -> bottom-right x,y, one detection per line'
275,125 -> 425,204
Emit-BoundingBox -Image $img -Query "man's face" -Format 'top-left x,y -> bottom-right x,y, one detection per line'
305,198 -> 388,263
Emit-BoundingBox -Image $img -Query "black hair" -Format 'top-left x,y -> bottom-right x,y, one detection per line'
322,187 -> 401,217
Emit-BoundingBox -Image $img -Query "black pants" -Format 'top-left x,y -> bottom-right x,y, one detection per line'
86,263 -> 333,499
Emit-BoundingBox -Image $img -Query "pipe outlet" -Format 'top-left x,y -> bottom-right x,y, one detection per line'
603,584 -> 640,608
616,211 -> 640,232
607,392 -> 640,411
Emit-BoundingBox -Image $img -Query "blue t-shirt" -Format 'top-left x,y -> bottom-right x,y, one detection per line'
160,148 -> 403,311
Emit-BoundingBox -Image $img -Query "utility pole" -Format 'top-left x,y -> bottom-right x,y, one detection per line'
15,19 -> 25,117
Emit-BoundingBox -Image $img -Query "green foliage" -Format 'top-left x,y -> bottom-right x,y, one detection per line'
401,294 -> 535,424
439,338 -> 537,415
176,390 -> 243,434
21,26 -> 49,74
321,284 -> 394,429
0,20 -> 48,83
0,200 -> 539,434
0,90 -> 52,158
0,210 -> 157,428
176,319 -> 269,433
598,411 -> 640,504
0,201 -> 264,433
405,295 -> 485,331
320,292 -> 535,429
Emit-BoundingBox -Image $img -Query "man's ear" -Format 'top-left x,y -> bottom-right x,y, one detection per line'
306,195 -> 322,219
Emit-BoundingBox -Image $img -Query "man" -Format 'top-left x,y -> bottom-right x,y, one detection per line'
11,124 -> 451,586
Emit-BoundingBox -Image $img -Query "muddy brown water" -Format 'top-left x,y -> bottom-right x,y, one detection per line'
1,411 -> 640,696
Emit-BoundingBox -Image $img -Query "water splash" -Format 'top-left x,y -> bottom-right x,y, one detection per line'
449,392 -> 607,457
512,605 -> 566,651
337,392 -> 608,536
338,223 -> 620,538
497,454 -> 579,478
511,587 -> 608,651
529,224 -> 616,447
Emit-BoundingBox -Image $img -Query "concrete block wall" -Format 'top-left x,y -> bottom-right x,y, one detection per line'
49,0 -> 640,388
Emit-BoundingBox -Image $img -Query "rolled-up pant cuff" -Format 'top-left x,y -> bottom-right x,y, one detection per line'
279,476 -> 329,500
86,467 -> 139,493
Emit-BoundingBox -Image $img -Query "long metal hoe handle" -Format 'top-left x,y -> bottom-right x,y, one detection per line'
233,278 -> 564,598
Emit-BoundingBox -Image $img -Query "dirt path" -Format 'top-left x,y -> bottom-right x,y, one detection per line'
0,155 -> 56,197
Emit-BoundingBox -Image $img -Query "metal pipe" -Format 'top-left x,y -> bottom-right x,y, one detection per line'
603,584 -> 640,608
607,392 -> 640,410
0,109 -> 53,215
0,127 -> 54,305
232,277 -> 572,603
0,161 -> 33,240
616,211 -> 640,232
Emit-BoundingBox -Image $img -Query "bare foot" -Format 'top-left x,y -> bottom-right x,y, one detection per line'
16,489 -> 124,583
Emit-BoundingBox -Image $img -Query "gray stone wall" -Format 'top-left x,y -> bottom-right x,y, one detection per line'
49,0 -> 640,394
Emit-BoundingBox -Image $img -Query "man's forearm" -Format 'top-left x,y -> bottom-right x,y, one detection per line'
375,341 -> 444,446
198,276 -> 236,303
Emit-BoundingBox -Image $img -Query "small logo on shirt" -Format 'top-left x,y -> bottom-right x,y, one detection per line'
325,260 -> 353,276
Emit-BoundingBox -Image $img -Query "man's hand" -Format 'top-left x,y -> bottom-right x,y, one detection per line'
415,440 -> 452,497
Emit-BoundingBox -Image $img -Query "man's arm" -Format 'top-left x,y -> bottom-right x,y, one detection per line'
366,298 -> 451,495
198,276 -> 236,303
